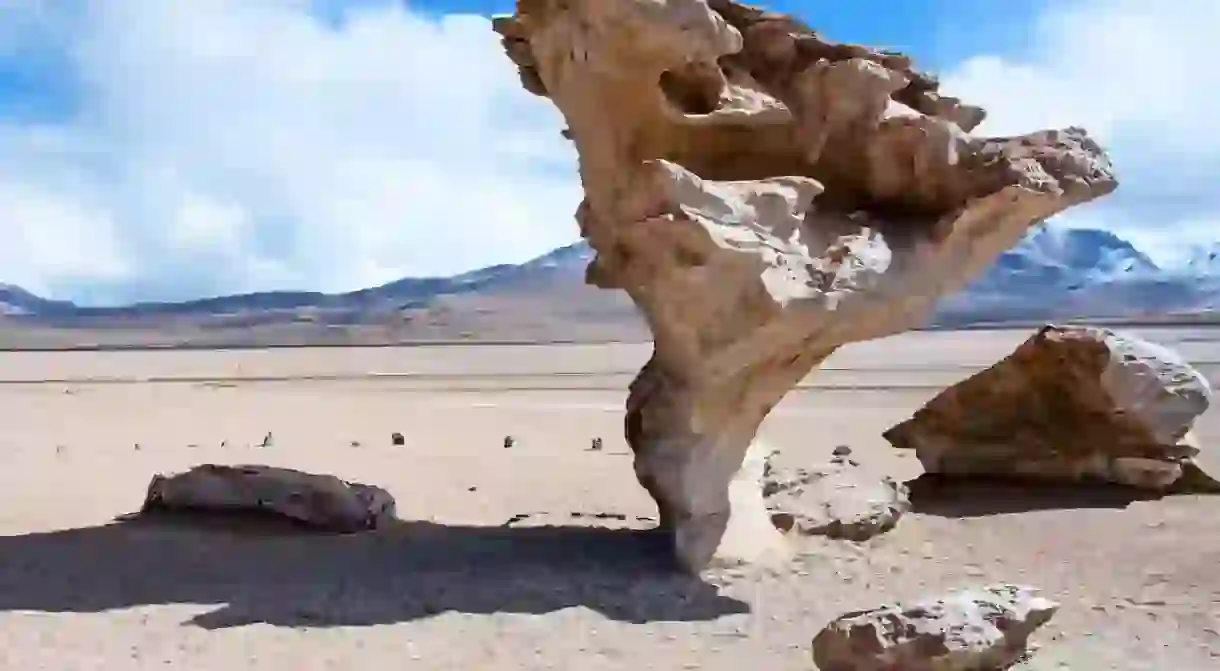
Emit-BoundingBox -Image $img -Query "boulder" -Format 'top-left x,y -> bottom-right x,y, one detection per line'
493,0 -> 1117,571
141,464 -> 397,532
811,584 -> 1058,671
763,450 -> 909,541
884,325 -> 1216,491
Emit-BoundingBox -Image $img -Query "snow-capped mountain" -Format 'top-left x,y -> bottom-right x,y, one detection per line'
935,226 -> 1216,324
1185,245 -> 1220,276
0,227 -> 1216,345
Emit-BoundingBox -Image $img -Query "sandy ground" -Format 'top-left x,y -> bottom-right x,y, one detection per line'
1,327 -> 1218,670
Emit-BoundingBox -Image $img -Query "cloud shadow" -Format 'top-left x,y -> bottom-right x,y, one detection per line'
905,473 -> 1164,518
0,511 -> 748,629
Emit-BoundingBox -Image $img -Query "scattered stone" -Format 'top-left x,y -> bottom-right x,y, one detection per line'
503,512 -> 531,527
503,435 -> 516,449
811,584 -> 1058,671
351,440 -> 361,447
494,0 -> 1115,572
884,325 -> 1216,491
140,464 -> 397,532
259,432 -> 273,448
505,510 -> 648,531
763,451 -> 909,541
220,440 -> 227,448
390,432 -> 405,446
832,445 -> 852,457
134,443 -> 141,451
590,436 -> 603,451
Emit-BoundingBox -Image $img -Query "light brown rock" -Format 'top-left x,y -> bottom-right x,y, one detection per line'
141,464 -> 397,532
764,451 -> 909,541
811,584 -> 1058,671
493,0 -> 1117,571
884,325 -> 1216,491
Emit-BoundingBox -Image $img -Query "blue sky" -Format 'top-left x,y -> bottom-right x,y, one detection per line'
0,0 -> 1215,305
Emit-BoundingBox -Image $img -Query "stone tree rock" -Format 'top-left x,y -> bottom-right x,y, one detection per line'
811,584 -> 1058,671
493,0 -> 1118,572
884,325 -> 1216,491
141,464 -> 398,532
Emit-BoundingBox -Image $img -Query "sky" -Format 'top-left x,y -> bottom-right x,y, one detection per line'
0,0 -> 1215,305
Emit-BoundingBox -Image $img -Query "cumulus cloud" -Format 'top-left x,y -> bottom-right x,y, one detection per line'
0,0 -> 579,304
941,0 -> 1220,265
2,0 -> 1215,304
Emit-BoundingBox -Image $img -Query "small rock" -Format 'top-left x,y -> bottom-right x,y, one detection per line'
134,443 -> 141,451
503,435 -> 516,449
259,432 -> 273,448
390,432 -> 405,446
832,445 -> 852,457
811,584 -> 1058,671
350,440 -> 361,447
590,436 -> 603,451
763,456 -> 909,541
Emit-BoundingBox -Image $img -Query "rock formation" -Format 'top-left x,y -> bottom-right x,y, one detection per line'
763,447 -> 909,541
811,584 -> 1058,670
493,0 -> 1117,571
141,464 -> 397,532
885,325 -> 1217,491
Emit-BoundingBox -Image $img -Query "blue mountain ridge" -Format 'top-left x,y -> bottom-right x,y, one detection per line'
1,227 -> 1215,325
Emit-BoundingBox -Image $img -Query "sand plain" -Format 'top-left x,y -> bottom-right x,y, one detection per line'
0,327 -> 1218,670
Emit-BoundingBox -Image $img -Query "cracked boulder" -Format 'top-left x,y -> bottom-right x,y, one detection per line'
812,584 -> 1058,671
493,0 -> 1116,572
141,464 -> 397,532
884,325 -> 1216,491
763,449 -> 909,541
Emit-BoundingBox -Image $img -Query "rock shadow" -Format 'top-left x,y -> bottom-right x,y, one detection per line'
905,473 -> 1164,518
0,511 -> 748,629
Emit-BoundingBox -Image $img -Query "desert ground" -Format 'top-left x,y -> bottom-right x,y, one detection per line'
1,327 -> 1218,670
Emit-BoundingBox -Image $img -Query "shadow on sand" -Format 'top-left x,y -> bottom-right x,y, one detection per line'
0,512 -> 748,629
905,473 -> 1164,518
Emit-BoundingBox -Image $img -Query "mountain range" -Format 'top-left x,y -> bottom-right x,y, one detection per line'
0,226 -> 1216,348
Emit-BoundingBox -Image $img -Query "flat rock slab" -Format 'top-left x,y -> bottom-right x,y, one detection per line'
811,584 -> 1058,671
763,452 -> 910,541
885,324 -> 1216,491
141,464 -> 397,532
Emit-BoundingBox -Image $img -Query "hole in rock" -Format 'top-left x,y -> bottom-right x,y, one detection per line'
658,63 -> 723,116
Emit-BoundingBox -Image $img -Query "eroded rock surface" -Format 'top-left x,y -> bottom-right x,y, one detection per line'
493,0 -> 1117,571
763,449 -> 909,541
811,584 -> 1058,671
141,464 -> 397,532
884,325 -> 1216,491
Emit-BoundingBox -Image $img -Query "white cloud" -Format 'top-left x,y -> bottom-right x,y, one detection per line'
4,0 -> 1215,304
0,0 -> 580,304
942,0 -> 1220,266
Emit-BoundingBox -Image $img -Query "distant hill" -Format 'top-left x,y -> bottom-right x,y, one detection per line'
935,227 -> 1218,325
0,226 -> 1216,349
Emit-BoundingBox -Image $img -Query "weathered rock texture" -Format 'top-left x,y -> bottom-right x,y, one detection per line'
493,0 -> 1117,571
763,448 -> 909,541
885,325 -> 1216,491
141,464 -> 397,532
811,584 -> 1058,671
